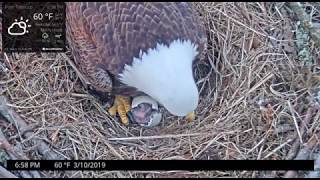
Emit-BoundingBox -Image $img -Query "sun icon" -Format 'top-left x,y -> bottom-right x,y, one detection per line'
8,16 -> 32,36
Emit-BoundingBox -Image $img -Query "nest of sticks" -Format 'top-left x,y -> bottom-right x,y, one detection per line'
0,2 -> 319,178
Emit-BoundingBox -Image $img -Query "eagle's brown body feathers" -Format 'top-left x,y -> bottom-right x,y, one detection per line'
66,2 -> 207,96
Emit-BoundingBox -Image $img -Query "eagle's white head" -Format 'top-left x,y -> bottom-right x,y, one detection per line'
119,39 -> 199,118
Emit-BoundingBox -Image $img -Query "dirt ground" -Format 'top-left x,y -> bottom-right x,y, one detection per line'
0,2 -> 320,178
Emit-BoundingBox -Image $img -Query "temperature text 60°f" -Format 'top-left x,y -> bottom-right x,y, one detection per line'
33,13 -> 54,21
54,161 -> 71,169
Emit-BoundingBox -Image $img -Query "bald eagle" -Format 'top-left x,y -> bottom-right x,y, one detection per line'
66,2 -> 207,127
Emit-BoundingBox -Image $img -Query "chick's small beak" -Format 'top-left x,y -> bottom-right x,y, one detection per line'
185,111 -> 195,123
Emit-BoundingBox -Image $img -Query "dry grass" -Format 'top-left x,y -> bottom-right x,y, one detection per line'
1,2 -> 320,178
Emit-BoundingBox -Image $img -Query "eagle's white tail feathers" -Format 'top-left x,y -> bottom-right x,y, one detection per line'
119,39 -> 199,116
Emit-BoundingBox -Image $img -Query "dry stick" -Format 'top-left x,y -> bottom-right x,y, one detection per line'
0,123 -> 40,178
0,165 -> 17,178
284,105 -> 318,178
263,138 -> 295,159
285,138 -> 301,160
288,101 -> 303,144
59,53 -> 91,90
0,129 -> 25,160
284,134 -> 318,178
215,8 -> 281,42
0,130 -> 28,178
108,132 -> 208,141
286,105 -> 316,160
0,61 -> 8,75
0,95 -> 63,160
226,72 -> 274,111
288,2 -> 320,48
307,151 -> 320,178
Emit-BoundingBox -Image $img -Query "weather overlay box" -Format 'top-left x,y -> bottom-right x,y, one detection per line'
2,2 -> 66,52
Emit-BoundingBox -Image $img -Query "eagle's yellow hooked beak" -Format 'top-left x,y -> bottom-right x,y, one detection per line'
185,111 -> 195,123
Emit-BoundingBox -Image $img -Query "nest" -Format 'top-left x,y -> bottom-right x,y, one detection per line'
0,2 -> 320,178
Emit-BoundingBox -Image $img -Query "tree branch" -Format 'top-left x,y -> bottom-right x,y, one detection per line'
0,165 -> 17,178
288,2 -> 320,47
0,95 -> 63,160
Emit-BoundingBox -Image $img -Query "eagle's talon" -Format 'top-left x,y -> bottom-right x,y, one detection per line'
108,105 -> 117,116
185,112 -> 195,123
118,96 -> 131,113
108,95 -> 131,125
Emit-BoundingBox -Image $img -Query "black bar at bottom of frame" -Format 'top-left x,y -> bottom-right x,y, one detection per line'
6,160 -> 314,171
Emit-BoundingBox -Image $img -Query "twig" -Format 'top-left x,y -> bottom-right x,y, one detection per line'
288,2 -> 320,47
263,138 -> 294,159
227,73 -> 274,111
0,95 -> 63,160
273,124 -> 295,135
108,133 -> 209,141
0,165 -> 17,178
0,61 -> 8,75
215,8 -> 283,42
307,151 -> 320,178
286,105 -> 316,160
59,53 -> 91,90
0,123 -> 41,178
287,100 -> 303,144
286,138 -> 301,160
284,134 -> 318,178
0,128 -> 27,160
